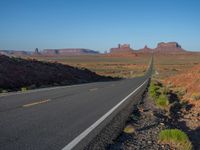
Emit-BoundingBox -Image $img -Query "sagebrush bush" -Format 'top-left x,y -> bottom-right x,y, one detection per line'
149,80 -> 170,110
21,87 -> 28,92
149,82 -> 160,99
191,93 -> 200,100
159,129 -> 192,150
156,94 -> 169,109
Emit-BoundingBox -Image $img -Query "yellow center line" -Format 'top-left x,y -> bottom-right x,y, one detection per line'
22,99 -> 51,108
89,88 -> 98,91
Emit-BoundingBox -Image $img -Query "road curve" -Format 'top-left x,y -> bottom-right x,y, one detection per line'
0,67 -> 152,150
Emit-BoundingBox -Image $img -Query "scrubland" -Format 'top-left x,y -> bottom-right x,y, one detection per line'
154,53 -> 200,149
28,54 -> 151,78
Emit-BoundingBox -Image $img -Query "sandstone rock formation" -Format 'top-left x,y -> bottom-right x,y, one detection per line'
110,44 -> 134,53
137,45 -> 153,53
154,42 -> 185,53
109,44 -> 137,57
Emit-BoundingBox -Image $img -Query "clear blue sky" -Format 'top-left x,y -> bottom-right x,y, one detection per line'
0,0 -> 200,52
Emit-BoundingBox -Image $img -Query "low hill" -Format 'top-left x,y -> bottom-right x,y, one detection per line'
0,55 -> 112,91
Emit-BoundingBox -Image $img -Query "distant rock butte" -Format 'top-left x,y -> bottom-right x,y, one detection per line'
0,42 -> 189,57
136,42 -> 186,53
137,45 -> 153,53
110,44 -> 134,53
154,42 -> 186,53
108,44 -> 137,57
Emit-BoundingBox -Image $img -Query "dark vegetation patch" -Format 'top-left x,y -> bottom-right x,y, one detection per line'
0,55 -> 116,92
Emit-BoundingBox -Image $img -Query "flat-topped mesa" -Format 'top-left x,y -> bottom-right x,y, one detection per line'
42,48 -> 99,56
157,42 -> 182,48
155,42 -> 186,53
0,50 -> 29,56
110,44 -> 134,54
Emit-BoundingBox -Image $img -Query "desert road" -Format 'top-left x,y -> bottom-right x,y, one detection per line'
0,66 -> 152,150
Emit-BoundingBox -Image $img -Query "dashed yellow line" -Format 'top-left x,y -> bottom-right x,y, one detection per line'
111,84 -> 115,87
22,99 -> 51,108
89,88 -> 98,91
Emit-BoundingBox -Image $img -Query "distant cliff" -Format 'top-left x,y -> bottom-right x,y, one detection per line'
42,48 -> 99,56
136,42 -> 186,54
0,48 -> 100,56
110,44 -> 134,53
154,42 -> 185,53
108,44 -> 137,57
108,42 -> 188,55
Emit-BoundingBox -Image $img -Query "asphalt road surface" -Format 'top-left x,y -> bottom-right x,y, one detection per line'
0,72 -> 150,150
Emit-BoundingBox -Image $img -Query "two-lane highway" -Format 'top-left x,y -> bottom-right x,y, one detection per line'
0,70 -> 151,150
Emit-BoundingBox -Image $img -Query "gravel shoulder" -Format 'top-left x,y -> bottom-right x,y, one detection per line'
107,90 -> 200,150
107,92 -> 172,150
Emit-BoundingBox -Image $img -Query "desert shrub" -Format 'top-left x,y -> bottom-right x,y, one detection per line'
191,93 -> 200,101
149,82 -> 160,99
175,88 -> 187,97
1,90 -> 8,93
156,94 -> 169,109
159,129 -> 192,150
21,87 -> 28,92
166,82 -> 174,88
149,81 -> 170,109
162,87 -> 170,95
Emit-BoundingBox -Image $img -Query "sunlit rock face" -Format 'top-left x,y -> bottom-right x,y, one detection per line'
154,42 -> 186,53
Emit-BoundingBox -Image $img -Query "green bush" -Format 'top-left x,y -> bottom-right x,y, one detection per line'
1,90 -> 8,93
21,87 -> 28,92
149,82 -> 160,99
159,129 -> 192,150
149,81 -> 170,110
156,94 -> 169,109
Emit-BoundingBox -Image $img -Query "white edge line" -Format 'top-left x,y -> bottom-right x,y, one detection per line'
62,78 -> 149,150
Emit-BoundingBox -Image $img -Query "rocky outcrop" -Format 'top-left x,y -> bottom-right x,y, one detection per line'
109,44 -> 137,57
110,44 -> 134,54
110,42 -> 187,55
137,45 -> 153,53
154,42 -> 186,53
0,55 -> 112,91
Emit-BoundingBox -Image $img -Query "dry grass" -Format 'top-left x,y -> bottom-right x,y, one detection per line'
154,53 -> 200,79
159,129 -> 192,150
149,80 -> 169,110
24,54 -> 151,78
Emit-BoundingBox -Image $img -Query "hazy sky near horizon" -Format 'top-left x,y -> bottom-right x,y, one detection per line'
0,0 -> 200,52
